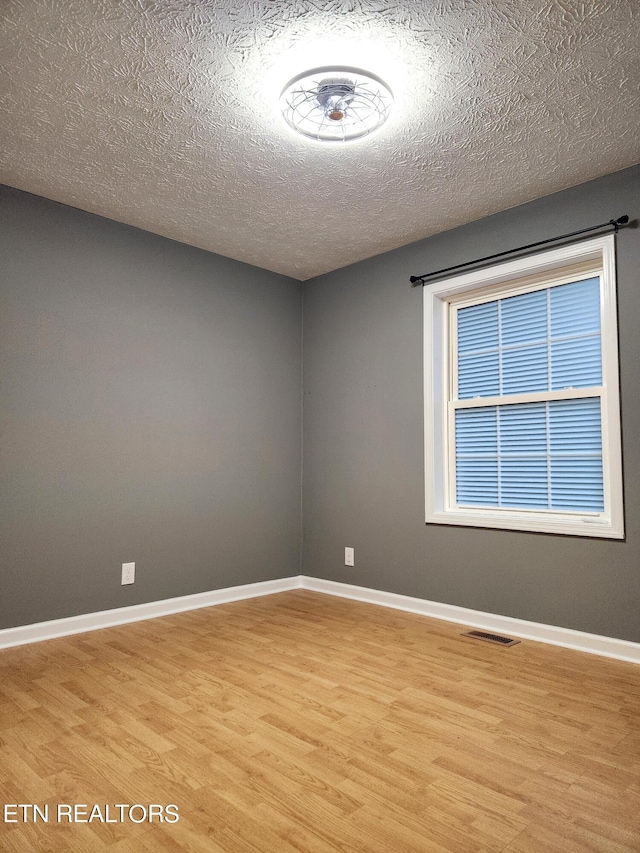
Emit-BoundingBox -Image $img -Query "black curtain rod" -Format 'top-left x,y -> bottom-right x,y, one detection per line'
409,215 -> 630,286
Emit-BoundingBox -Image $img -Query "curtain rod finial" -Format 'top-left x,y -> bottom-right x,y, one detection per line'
611,214 -> 629,231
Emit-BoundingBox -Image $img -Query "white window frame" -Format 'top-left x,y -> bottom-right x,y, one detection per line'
424,234 -> 624,538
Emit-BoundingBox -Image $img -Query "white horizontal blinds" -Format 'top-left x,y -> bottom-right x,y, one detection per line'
457,301 -> 500,398
457,277 -> 601,398
455,399 -> 604,510
549,279 -> 602,388
549,398 -> 603,510
454,276 -> 604,512
455,407 -> 499,506
502,290 -> 548,394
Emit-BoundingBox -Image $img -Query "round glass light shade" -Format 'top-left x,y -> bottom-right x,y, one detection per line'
280,67 -> 393,143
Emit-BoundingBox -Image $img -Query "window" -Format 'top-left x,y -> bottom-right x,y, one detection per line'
424,235 -> 624,538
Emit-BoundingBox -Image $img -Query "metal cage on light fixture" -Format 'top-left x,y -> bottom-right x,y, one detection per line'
280,67 -> 393,143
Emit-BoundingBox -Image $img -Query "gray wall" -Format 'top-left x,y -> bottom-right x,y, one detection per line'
303,165 -> 640,643
1,185 -> 302,629
3,167 -> 639,643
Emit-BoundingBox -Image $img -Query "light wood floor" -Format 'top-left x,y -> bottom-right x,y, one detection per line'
0,590 -> 639,852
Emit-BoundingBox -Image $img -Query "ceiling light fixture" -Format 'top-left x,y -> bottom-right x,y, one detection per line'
280,67 -> 393,143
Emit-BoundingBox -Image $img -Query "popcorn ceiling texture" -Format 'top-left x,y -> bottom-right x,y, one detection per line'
1,0 -> 638,280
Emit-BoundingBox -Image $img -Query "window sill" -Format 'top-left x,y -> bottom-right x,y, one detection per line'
426,508 -> 624,539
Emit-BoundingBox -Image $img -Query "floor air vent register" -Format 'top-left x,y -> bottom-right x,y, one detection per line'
462,630 -> 521,647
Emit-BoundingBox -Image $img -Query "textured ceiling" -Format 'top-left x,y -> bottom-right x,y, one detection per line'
1,1 -> 639,280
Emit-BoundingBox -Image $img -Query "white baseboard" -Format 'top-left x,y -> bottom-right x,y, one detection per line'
2,574 -> 638,664
300,576 -> 640,665
0,576 -> 302,649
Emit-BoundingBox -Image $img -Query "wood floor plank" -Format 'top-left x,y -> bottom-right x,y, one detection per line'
1,590 -> 639,851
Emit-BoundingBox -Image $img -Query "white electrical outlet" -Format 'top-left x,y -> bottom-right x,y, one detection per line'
345,547 -> 354,567
121,562 -> 135,585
